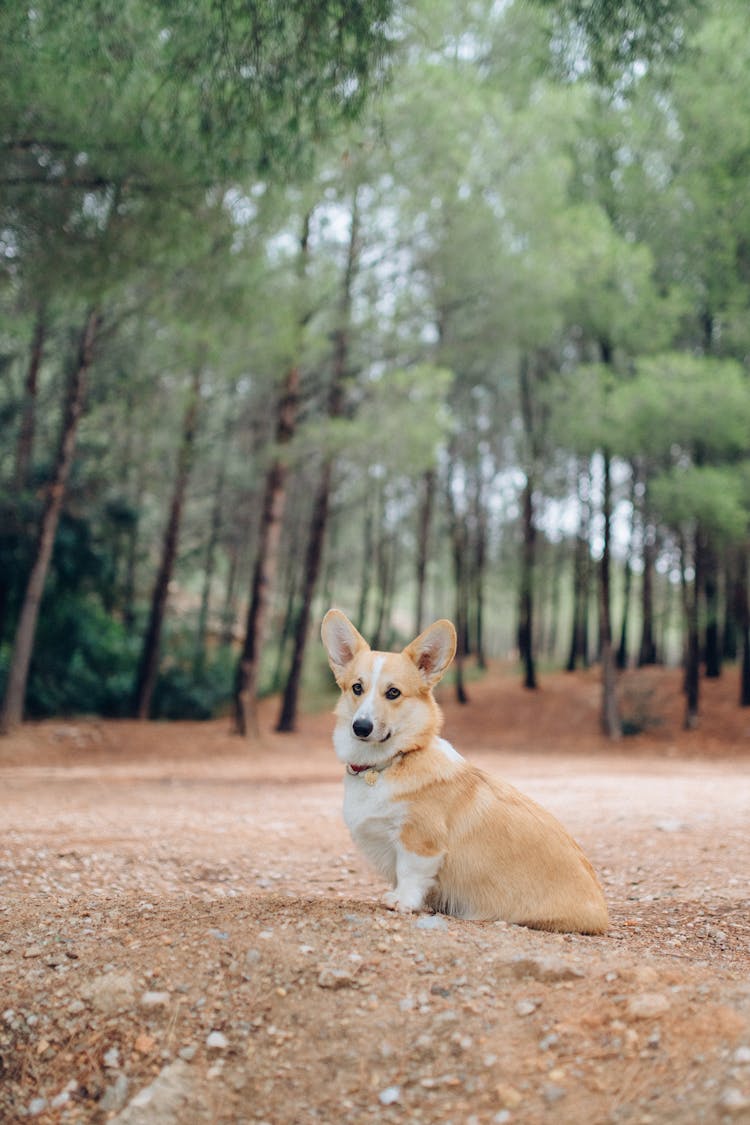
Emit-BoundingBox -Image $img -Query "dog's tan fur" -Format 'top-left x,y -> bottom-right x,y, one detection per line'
322,609 -> 608,934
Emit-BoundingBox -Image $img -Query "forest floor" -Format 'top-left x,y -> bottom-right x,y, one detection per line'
1,664 -> 750,1125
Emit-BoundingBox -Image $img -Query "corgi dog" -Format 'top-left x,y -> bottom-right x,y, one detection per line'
321,609 -> 608,934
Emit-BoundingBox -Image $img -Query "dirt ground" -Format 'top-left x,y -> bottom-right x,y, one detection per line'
1,665 -> 749,1125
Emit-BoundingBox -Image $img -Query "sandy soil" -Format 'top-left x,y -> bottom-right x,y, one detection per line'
1,665 -> 749,1124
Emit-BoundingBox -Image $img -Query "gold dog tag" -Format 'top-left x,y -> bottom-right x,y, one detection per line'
364,769 -> 379,786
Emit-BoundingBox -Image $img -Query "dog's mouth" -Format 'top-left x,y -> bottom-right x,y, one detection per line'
347,763 -> 372,775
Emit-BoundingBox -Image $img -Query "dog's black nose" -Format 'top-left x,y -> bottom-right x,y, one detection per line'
353,717 -> 373,739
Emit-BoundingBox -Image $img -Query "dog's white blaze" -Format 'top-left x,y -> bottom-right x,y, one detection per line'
354,654 -> 385,728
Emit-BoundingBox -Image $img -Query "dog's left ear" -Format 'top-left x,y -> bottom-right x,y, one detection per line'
403,620 -> 457,687
321,609 -> 369,682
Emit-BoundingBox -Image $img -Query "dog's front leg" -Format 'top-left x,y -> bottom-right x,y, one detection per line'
383,845 -> 443,913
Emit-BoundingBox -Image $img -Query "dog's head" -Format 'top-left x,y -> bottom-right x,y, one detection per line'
321,609 -> 457,767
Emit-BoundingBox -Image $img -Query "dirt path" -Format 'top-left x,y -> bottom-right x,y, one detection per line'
1,669 -> 749,1123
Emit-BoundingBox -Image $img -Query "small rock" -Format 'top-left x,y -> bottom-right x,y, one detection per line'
416,914 -> 448,931
654,819 -> 685,833
140,990 -> 170,1008
100,1074 -> 130,1113
626,993 -> 670,1020
28,1098 -> 47,1117
495,1083 -> 523,1108
111,1060 -> 192,1123
178,1045 -> 197,1062
205,1031 -> 229,1051
23,945 -> 44,960
733,1046 -> 750,1065
719,1087 -> 750,1116
103,1046 -> 121,1069
378,1086 -> 401,1106
542,1083 -> 567,1104
317,966 -> 359,989
515,999 -> 538,1017
134,1033 -> 156,1054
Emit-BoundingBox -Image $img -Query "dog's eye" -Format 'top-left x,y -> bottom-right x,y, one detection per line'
385,687 -> 401,700
352,682 -> 364,696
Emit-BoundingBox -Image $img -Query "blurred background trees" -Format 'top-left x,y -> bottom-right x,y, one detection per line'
2,0 -> 749,736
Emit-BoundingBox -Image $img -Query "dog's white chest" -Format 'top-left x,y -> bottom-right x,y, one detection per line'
343,773 -> 405,885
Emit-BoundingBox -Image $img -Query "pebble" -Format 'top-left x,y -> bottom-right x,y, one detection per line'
317,966 -> 359,989
495,1083 -> 523,1108
719,1087 -> 750,1116
542,1083 -> 566,1104
378,1086 -> 401,1106
416,915 -> 448,931
205,1031 -> 229,1051
28,1097 -> 47,1116
626,993 -> 670,1020
140,990 -> 170,1008
733,1046 -> 750,1065
100,1074 -> 130,1113
515,999 -> 538,1017
178,1045 -> 198,1061
112,1060 -> 192,1123
103,1046 -> 121,1068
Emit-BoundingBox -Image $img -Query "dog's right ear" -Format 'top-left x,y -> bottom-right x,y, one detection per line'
321,609 -> 369,683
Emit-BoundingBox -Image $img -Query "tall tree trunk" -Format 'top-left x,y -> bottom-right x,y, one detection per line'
722,552 -> 739,662
235,366 -> 300,735
445,458 -> 469,705
414,467 -> 436,636
546,544 -> 562,662
276,194 -> 359,732
1,307 -> 99,734
638,516 -> 658,666
518,355 -> 538,690
14,304 -> 47,492
616,472 -> 638,670
132,362 -> 202,720
271,519 -> 302,690
567,464 -> 592,672
518,476 -> 537,690
681,531 -> 701,729
451,516 -> 470,705
472,469 -> 488,670
599,450 -> 621,739
738,545 -> 750,707
703,541 -> 721,677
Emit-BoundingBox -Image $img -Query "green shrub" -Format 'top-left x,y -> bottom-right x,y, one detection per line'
151,642 -> 235,720
19,594 -> 139,718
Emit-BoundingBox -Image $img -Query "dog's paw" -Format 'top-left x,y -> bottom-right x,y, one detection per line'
382,890 -> 421,914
